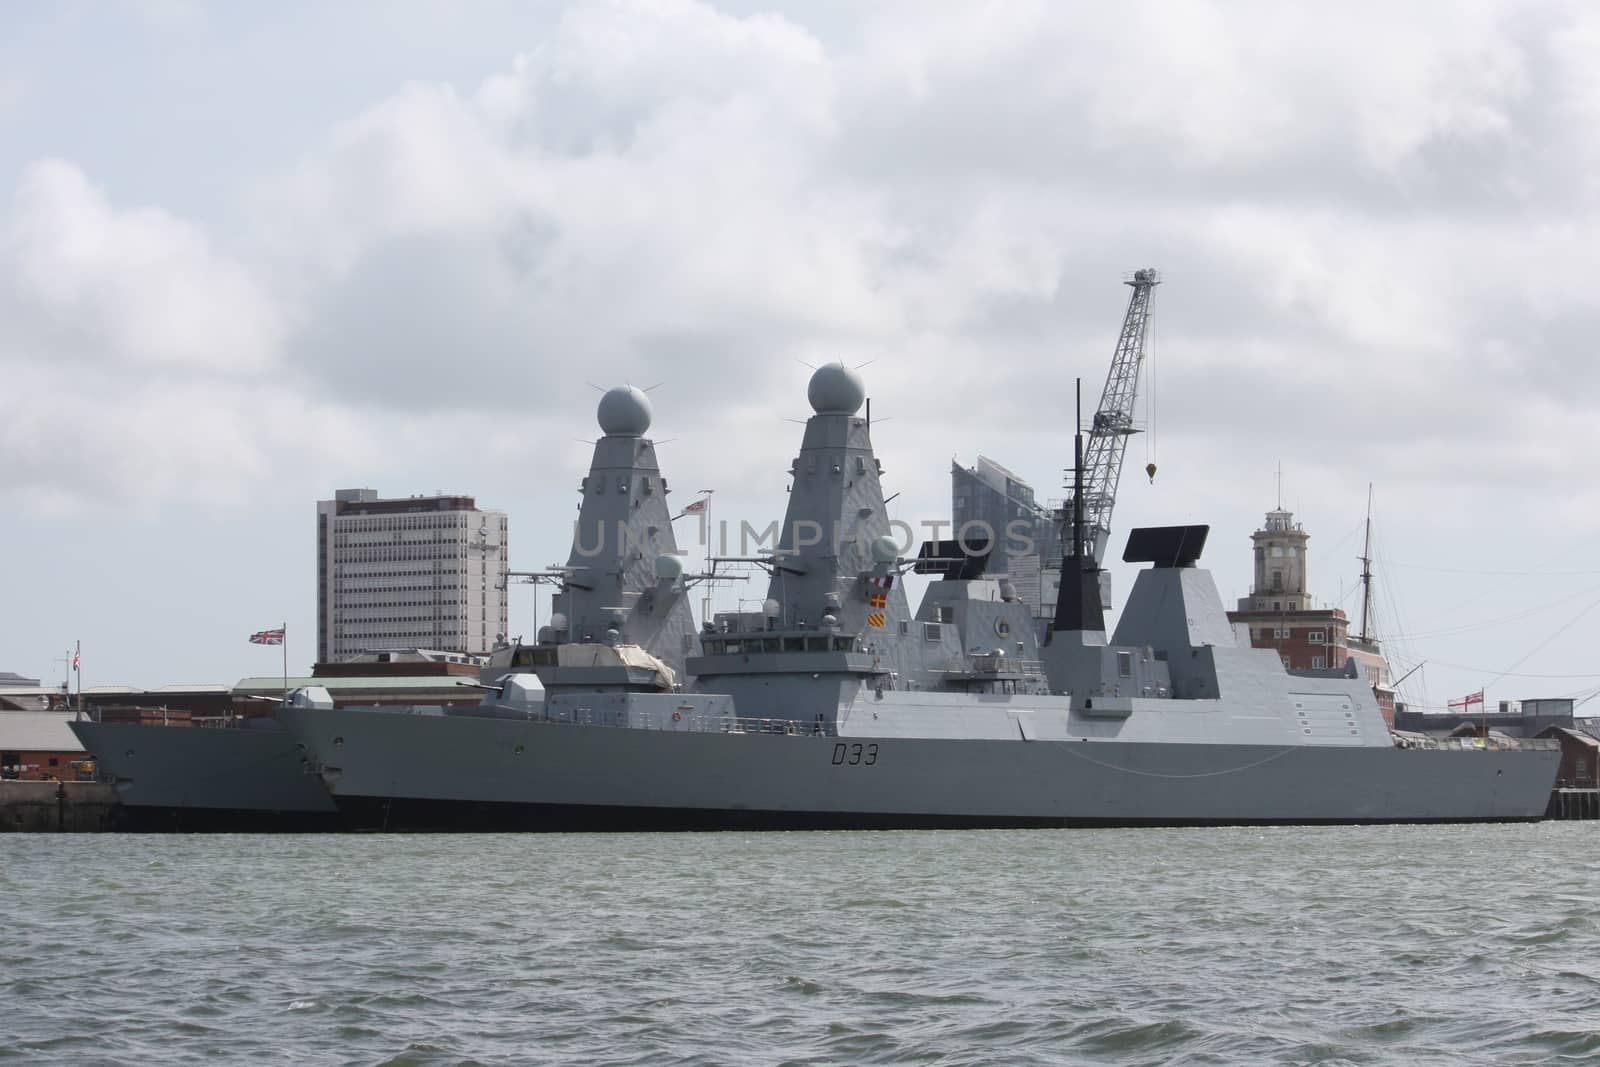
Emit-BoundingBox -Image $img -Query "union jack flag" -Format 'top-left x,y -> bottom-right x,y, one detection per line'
867,574 -> 895,590
249,628 -> 285,646
681,498 -> 709,514
1447,689 -> 1484,711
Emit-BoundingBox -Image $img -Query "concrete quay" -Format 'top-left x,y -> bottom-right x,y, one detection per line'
0,780 -> 117,832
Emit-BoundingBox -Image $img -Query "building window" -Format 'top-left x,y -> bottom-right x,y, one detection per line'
1308,630 -> 1326,643
1274,627 -> 1287,639
1117,651 -> 1132,678
1312,656 -> 1325,669
923,622 -> 941,641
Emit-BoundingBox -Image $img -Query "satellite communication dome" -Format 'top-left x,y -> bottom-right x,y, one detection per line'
654,554 -> 684,581
597,385 -> 653,437
763,598 -> 782,618
549,612 -> 568,632
869,534 -> 900,565
807,362 -> 865,415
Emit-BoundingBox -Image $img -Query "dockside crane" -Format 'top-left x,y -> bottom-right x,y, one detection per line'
1062,268 -> 1160,603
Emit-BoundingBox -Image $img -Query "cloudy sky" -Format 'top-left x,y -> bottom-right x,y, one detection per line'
4,0 -> 1598,712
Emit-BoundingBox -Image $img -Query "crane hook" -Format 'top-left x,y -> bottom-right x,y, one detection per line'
1145,462 -> 1157,483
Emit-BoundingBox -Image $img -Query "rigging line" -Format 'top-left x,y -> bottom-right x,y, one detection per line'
1481,588 -> 1600,691
1399,581 -> 1600,640
1409,658 -> 1600,680
1384,562 -> 1600,576
1439,527 -> 1600,615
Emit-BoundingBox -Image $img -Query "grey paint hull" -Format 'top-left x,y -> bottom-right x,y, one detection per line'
281,708 -> 1558,831
69,721 -> 338,830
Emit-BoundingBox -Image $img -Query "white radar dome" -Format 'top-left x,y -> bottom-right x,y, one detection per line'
807,362 -> 865,416
869,534 -> 900,565
654,554 -> 684,581
597,385 -> 653,437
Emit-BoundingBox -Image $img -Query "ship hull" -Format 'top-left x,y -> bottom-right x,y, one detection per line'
69,720 -> 340,832
282,709 -> 1559,832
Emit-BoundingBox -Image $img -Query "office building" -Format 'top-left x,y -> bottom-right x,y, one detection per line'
316,489 -> 508,663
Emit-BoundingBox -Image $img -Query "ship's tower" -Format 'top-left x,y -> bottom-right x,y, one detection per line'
766,364 -> 919,678
1239,508 -> 1311,612
548,386 -> 696,678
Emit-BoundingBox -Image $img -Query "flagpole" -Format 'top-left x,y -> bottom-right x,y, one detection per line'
282,621 -> 289,703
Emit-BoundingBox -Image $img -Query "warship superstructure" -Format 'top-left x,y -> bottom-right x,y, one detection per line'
280,365 -> 1559,830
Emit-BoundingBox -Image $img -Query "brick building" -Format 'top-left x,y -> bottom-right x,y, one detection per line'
1226,506 -> 1397,725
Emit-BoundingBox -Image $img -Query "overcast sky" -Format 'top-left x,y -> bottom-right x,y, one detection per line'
4,0 -> 1598,712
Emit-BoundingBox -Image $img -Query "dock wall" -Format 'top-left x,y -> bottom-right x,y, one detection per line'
0,781 -> 118,832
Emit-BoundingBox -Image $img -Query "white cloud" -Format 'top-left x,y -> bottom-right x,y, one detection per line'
7,160 -> 284,373
5,0 -> 1599,528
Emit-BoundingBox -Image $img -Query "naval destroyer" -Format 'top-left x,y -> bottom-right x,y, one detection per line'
279,367 -> 1560,830
67,386 -> 702,829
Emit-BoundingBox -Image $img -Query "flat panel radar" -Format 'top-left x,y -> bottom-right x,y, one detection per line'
915,539 -> 992,579
1122,525 -> 1209,568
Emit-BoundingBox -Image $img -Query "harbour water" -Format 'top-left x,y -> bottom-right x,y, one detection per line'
3,825 -> 1598,1065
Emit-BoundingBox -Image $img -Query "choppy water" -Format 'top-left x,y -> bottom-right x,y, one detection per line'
3,825 -> 1598,1065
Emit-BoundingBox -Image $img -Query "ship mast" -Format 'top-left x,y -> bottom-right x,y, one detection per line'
1358,484 -> 1373,644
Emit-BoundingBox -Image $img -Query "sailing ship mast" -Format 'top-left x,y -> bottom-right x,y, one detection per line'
1358,484 -> 1374,644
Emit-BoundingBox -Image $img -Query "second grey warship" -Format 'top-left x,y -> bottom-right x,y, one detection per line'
280,367 -> 1559,829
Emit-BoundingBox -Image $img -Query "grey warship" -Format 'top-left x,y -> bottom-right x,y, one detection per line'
279,366 -> 1560,830
66,385 -> 702,830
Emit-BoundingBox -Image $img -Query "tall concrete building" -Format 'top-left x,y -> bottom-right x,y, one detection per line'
951,456 -> 1063,624
316,489 -> 509,663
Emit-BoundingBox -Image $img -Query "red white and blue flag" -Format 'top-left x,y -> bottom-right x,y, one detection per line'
681,498 -> 709,514
867,574 -> 895,590
1447,689 -> 1485,711
72,642 -> 80,672
250,628 -> 285,646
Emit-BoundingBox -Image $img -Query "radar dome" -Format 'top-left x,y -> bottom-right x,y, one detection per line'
807,362 -> 865,415
597,385 -> 653,437
654,554 -> 684,581
869,534 -> 900,565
